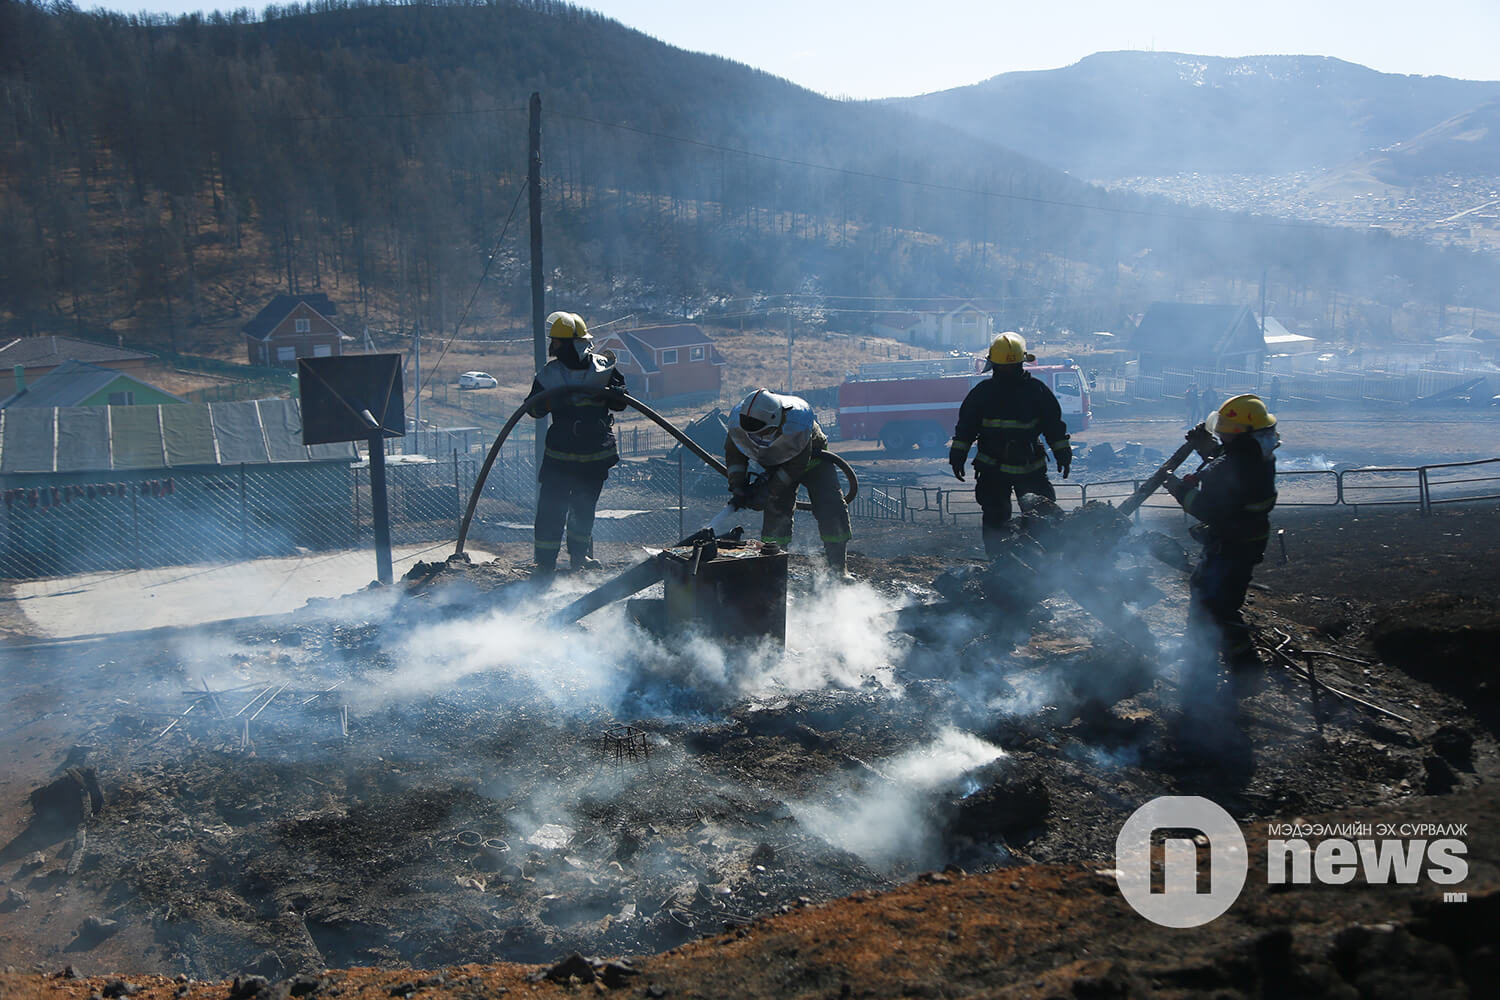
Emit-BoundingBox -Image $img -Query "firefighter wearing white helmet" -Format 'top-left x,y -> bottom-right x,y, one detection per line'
523,310 -> 627,576
949,332 -> 1072,558
725,388 -> 853,580
1163,393 -> 1280,676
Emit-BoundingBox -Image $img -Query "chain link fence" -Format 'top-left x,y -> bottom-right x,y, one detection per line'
5,442 -> 1499,581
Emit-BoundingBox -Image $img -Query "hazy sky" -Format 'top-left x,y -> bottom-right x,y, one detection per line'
116,0 -> 1500,99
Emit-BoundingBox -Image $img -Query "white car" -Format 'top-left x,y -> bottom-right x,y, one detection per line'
458,371 -> 498,389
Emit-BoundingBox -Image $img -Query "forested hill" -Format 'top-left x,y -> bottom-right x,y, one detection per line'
1,1 -> 1494,353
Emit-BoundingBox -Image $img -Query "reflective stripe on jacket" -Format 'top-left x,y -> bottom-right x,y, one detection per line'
949,369 -> 1069,476
526,354 -> 627,468
1180,430 -> 1278,559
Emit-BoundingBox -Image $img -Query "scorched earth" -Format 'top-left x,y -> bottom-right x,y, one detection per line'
0,495 -> 1497,999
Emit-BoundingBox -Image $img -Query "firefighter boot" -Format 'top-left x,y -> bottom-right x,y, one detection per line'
823,541 -> 856,583
568,536 -> 603,572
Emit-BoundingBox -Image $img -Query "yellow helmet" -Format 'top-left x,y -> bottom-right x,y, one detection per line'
1206,394 -> 1276,436
546,311 -> 591,341
986,331 -> 1035,367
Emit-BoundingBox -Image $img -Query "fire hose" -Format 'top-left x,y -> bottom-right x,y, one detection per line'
453,385 -> 858,556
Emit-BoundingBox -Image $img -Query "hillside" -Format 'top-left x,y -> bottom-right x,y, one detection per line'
3,3 -> 1498,365
1365,97 -> 1500,183
891,51 -> 1500,181
0,0 -> 1107,351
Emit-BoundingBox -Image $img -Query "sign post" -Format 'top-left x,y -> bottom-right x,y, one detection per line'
298,355 -> 407,584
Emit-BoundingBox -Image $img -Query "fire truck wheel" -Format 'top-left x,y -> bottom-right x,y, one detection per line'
881,427 -> 910,451
916,425 -> 945,450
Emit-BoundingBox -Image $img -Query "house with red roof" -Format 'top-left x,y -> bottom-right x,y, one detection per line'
242,294 -> 346,368
594,324 -> 726,404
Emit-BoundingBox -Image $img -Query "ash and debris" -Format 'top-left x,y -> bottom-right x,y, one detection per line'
1,513 -> 1496,983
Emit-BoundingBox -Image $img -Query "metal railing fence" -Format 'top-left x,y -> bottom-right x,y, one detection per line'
3,452 -> 1496,580
856,457 -> 1499,528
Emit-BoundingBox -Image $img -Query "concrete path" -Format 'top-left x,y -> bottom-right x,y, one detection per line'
4,542 -> 494,640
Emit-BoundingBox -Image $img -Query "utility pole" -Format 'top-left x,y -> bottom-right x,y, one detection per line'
529,92 -> 546,477
786,296 -> 793,394
412,323 -> 421,431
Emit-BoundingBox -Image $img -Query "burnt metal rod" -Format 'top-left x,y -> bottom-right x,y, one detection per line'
178,682 -> 265,695
1303,648 -> 1324,730
201,677 -> 227,720
233,685 -> 275,718
1264,634 -> 1412,725
300,679 -> 346,706
149,700 -> 198,743
249,682 -> 289,722
1298,648 -> 1373,666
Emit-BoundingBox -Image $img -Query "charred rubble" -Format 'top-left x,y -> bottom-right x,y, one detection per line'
3,522 -> 1492,981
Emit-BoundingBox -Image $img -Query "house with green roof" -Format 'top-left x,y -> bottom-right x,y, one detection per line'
0,360 -> 184,409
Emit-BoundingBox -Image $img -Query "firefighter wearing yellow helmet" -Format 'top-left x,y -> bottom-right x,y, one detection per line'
523,311 -> 627,576
948,332 -> 1072,558
1163,393 -> 1280,675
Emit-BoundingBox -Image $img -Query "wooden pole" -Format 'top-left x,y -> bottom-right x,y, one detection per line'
369,436 -> 393,584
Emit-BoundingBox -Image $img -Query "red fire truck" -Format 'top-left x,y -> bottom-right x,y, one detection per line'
837,356 -> 1091,449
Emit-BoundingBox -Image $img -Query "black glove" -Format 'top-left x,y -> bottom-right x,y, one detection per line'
1055,449 -> 1072,480
604,390 -> 628,412
732,473 -> 770,511
1186,423 -> 1216,455
950,460 -> 966,482
1162,473 -> 1186,501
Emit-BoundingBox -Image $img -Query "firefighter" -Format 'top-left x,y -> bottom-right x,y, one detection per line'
524,311 -> 627,576
725,388 -> 854,580
1162,393 -> 1279,673
948,332 -> 1072,558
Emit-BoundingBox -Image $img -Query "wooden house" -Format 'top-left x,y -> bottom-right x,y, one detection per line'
1131,303 -> 1267,376
594,324 -> 726,405
243,294 -> 345,368
0,335 -> 155,397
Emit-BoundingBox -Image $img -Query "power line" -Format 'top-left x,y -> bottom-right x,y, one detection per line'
408,178 -> 530,409
219,104 -> 529,127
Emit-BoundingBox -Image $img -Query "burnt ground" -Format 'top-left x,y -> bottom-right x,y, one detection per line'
0,502 -> 1497,999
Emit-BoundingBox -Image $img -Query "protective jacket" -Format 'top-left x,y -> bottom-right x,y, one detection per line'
949,369 -> 1071,476
723,392 -> 848,554
526,350 -> 627,474
1176,428 -> 1279,561
724,392 -> 825,495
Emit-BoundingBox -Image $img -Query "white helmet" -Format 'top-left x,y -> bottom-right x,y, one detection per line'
738,388 -> 789,436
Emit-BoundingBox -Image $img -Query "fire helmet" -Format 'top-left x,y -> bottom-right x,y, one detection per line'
985,331 -> 1035,368
546,311 -> 591,341
738,388 -> 789,435
1206,394 -> 1277,436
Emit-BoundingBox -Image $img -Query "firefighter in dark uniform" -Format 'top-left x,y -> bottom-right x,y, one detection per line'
948,332 -> 1072,558
1163,393 -> 1279,671
524,311 -> 626,576
725,388 -> 854,580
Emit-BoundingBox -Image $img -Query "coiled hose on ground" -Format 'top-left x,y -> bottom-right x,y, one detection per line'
453,386 -> 859,556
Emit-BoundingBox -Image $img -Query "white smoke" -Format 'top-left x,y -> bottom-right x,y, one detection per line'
360,573 -> 912,718
790,727 -> 1005,870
